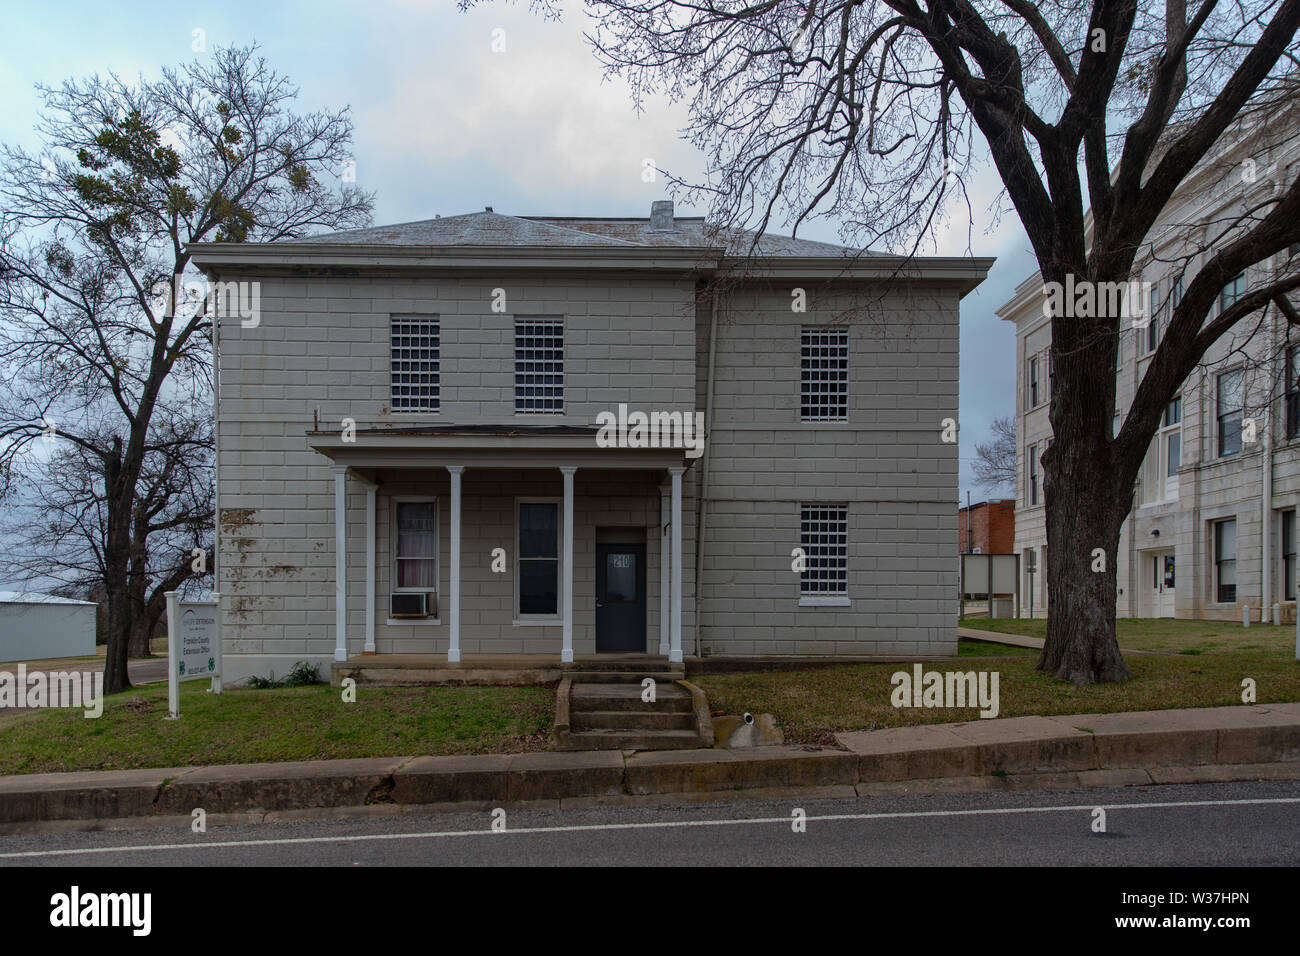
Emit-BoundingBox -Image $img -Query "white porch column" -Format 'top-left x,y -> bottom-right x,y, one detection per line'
447,465 -> 463,663
659,484 -> 671,655
333,466 -> 348,662
561,466 -> 576,663
364,482 -> 377,654
669,466 -> 684,664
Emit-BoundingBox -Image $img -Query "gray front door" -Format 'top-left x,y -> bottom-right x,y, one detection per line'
595,543 -> 646,652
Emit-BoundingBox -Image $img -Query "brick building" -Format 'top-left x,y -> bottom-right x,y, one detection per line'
958,499 -> 1016,554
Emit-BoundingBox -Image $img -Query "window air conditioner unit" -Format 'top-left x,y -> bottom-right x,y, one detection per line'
390,592 -> 435,618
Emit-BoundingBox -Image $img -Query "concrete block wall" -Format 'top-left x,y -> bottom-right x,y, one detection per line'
694,282 -> 960,655
215,272 -> 700,680
216,268 -> 965,675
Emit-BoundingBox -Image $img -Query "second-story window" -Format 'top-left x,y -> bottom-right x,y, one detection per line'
1144,396 -> 1182,504
515,318 -> 564,413
1163,397 -> 1182,479
1219,272 -> 1246,315
1217,369 -> 1244,457
800,328 -> 849,421
1028,355 -> 1040,408
1146,283 -> 1160,353
1027,442 -> 1039,506
1287,346 -> 1300,440
390,316 -> 440,412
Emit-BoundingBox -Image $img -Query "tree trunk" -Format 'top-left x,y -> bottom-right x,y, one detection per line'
127,615 -> 153,658
102,451 -> 135,695
1038,435 -> 1132,684
102,561 -> 132,694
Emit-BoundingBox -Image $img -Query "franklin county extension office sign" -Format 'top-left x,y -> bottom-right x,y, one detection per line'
164,591 -> 223,718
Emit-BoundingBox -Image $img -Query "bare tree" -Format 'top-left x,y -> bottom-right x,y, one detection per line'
474,0 -> 1300,682
0,45 -> 373,692
0,397 -> 214,657
973,416 -> 1017,493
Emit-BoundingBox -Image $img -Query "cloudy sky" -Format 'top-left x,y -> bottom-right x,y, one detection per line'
0,0 -> 1032,500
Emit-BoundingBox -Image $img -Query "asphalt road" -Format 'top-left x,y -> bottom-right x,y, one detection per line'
1,779 -> 1297,867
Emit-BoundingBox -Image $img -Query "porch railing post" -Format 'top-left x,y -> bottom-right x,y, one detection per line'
669,466 -> 685,664
561,466 -> 576,663
333,466 -> 348,662
447,465 -> 463,663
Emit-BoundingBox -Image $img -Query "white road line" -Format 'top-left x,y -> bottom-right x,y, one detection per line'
1,796 -> 1298,859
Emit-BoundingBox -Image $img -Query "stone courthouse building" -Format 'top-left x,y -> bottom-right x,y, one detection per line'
999,98 -> 1300,621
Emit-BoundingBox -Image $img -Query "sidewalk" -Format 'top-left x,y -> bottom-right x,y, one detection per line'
1,702 -> 1297,830
957,626 -> 1163,655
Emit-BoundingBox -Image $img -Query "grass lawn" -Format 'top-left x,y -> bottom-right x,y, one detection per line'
695,653 -> 1300,746
960,616 -> 1300,656
0,679 -> 556,776
957,638 -> 1035,657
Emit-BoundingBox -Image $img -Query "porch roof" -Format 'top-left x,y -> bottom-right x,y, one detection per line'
307,424 -> 692,470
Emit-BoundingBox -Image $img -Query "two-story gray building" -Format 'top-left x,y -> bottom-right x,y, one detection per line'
191,202 -> 991,682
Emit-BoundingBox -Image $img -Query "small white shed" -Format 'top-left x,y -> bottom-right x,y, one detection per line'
0,591 -> 98,663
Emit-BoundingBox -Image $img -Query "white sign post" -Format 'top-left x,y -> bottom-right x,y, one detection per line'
165,590 -> 222,719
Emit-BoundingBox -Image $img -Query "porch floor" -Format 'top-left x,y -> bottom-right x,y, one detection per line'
330,653 -> 679,687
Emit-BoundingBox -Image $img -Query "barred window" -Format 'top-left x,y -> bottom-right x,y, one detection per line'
390,316 -> 440,412
800,328 -> 849,421
515,318 -> 564,413
800,505 -> 848,595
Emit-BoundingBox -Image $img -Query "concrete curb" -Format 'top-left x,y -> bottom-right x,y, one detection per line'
2,703 -> 1297,827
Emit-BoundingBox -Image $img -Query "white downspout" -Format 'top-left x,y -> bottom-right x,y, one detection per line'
693,293 -> 720,658
211,278 -> 220,600
1262,302 -> 1273,621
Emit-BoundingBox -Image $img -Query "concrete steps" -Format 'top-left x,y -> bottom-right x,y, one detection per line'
564,670 -> 683,684
571,709 -> 698,731
557,728 -> 706,751
555,675 -> 712,752
570,683 -> 693,712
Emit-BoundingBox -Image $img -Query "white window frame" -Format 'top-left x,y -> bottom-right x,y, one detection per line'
1282,509 -> 1297,603
1027,355 -> 1040,409
1027,442 -> 1039,507
1219,272 -> 1246,315
798,503 -> 850,604
514,317 -> 565,414
800,327 -> 850,422
389,315 -> 440,413
514,496 -> 563,622
1217,367 -> 1244,458
1213,517 -> 1238,605
1142,397 -> 1182,504
1144,281 -> 1161,354
388,496 -> 440,626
